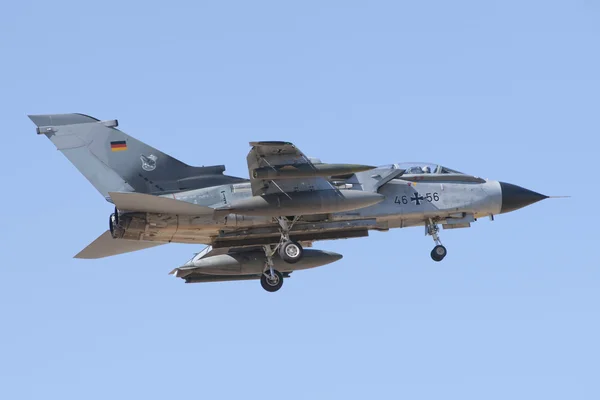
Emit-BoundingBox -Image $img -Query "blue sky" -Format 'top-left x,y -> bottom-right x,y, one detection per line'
1,1 -> 598,399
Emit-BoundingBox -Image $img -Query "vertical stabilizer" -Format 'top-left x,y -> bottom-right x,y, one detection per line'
29,113 -> 245,199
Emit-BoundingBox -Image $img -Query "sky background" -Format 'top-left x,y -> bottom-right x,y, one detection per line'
0,1 -> 597,399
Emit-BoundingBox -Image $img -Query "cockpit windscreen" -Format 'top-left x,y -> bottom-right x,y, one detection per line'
390,162 -> 465,175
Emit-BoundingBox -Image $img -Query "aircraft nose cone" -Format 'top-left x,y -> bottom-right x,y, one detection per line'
499,182 -> 548,214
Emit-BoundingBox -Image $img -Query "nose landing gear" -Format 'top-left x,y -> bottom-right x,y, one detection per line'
431,244 -> 447,262
426,219 -> 447,262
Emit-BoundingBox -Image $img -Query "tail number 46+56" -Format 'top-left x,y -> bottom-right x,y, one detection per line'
394,192 -> 440,206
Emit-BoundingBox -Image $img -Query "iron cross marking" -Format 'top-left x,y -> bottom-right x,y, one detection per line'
410,192 -> 424,205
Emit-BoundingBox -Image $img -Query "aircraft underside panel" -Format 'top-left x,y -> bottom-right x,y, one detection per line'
112,212 -> 379,247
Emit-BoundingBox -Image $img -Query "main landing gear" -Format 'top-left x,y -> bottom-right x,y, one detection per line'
259,216 -> 303,293
426,218 -> 447,262
260,244 -> 285,292
275,216 -> 304,263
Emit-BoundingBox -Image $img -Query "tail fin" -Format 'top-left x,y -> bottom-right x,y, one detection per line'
29,113 -> 245,199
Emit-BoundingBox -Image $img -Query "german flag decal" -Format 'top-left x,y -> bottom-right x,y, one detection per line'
110,140 -> 127,152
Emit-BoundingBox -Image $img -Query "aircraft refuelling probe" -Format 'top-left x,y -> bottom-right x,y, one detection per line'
30,113 -> 561,292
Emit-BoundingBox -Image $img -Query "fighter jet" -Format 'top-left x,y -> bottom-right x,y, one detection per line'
29,113 -> 553,292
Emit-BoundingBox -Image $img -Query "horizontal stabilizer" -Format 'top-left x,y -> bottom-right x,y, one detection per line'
109,192 -> 215,215
75,230 -> 165,259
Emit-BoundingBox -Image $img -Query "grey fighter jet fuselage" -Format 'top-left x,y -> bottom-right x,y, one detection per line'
30,114 -> 552,292
111,168 -> 505,245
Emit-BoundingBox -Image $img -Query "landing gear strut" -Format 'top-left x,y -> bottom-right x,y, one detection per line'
275,216 -> 303,264
261,245 -> 284,292
426,218 -> 447,262
259,216 -> 304,292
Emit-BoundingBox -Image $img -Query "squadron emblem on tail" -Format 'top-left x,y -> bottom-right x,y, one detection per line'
140,154 -> 158,172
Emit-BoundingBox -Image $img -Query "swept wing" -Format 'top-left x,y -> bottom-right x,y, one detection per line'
246,141 -> 335,196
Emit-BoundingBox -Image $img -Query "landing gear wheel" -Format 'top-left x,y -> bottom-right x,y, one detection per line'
261,270 -> 284,292
431,245 -> 447,262
279,240 -> 303,264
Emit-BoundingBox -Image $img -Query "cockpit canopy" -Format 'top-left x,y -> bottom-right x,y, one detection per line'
380,162 -> 485,183
389,162 -> 465,175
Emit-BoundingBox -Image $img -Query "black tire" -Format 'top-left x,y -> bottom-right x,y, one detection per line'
431,245 -> 447,262
279,240 -> 303,264
260,270 -> 284,292
109,213 -> 116,238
